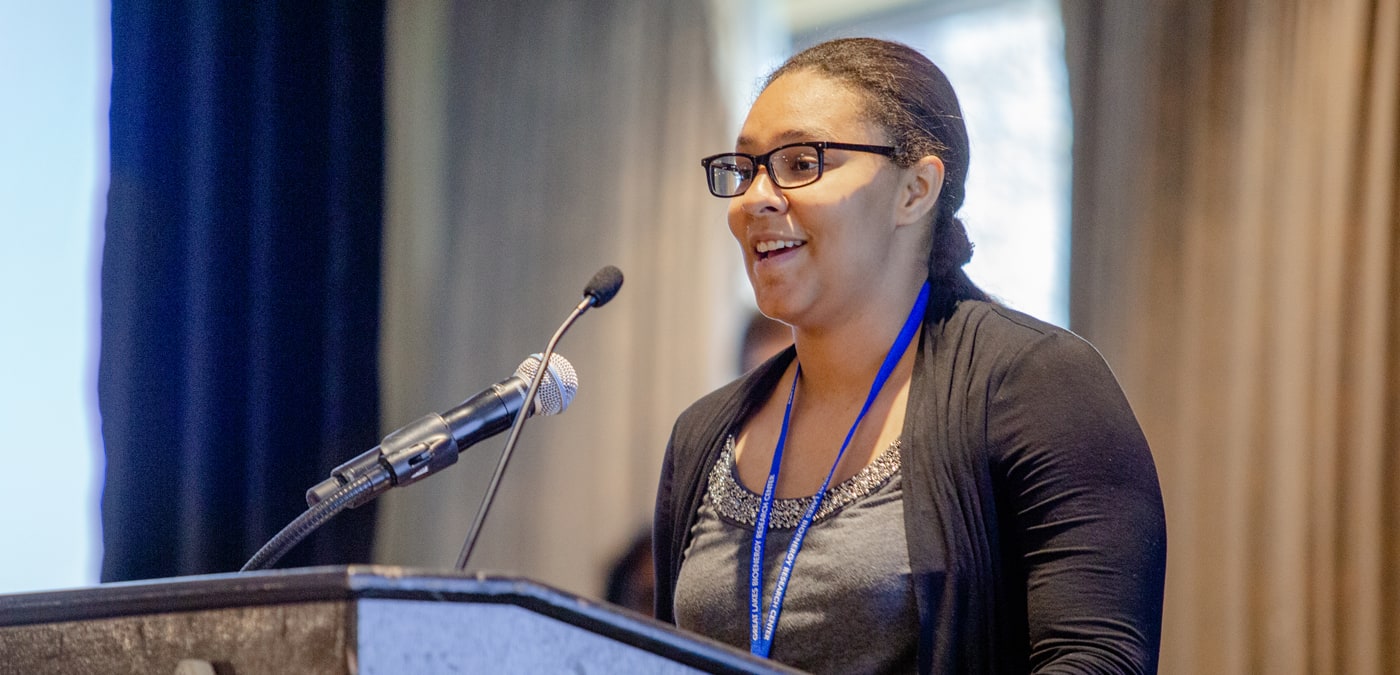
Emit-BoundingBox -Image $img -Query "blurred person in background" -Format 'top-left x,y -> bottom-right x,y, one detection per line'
740,310 -> 793,374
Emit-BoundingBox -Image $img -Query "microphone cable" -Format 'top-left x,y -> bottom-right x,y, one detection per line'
242,472 -> 382,571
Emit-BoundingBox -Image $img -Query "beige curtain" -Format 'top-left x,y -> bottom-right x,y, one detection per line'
376,0 -> 742,598
1063,1 -> 1399,672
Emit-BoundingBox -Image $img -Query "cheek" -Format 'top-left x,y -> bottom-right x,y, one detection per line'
726,202 -> 747,246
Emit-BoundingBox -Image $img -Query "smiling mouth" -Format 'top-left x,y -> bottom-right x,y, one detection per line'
755,239 -> 805,260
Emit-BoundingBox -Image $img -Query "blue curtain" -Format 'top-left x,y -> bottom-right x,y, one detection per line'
99,1 -> 384,581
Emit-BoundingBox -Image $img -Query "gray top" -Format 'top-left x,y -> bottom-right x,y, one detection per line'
674,437 -> 919,674
658,302 -> 1167,673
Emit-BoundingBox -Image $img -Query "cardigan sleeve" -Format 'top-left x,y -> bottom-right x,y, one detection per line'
652,416 -> 682,622
986,330 -> 1167,674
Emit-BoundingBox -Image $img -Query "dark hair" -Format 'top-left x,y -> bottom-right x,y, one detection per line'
766,38 -> 988,301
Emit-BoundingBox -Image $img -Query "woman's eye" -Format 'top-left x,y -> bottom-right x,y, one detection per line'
715,160 -> 753,181
784,154 -> 820,175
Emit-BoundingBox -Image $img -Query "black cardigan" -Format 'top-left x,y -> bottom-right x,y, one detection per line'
653,298 -> 1166,674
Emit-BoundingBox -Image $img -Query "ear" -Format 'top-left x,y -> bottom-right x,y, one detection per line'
894,155 -> 944,228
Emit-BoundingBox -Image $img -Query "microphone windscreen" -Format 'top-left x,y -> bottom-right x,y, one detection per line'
583,266 -> 624,307
515,353 -> 579,415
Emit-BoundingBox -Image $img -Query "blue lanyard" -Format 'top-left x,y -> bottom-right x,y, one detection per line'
748,281 -> 930,658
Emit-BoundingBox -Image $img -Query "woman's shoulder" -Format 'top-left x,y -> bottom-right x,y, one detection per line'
934,300 -> 1116,384
672,345 -> 795,440
935,301 -> 1131,411
672,374 -> 747,432
946,299 -> 1074,344
941,298 -> 1089,348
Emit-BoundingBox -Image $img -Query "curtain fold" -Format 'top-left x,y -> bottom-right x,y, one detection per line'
100,0 -> 385,580
1062,1 -> 1399,672
375,0 -> 737,596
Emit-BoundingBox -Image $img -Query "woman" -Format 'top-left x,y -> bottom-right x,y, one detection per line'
654,38 -> 1166,673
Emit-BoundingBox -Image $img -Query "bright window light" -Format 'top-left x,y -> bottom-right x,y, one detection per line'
0,2 -> 109,593
795,0 -> 1072,326
857,0 -> 1071,326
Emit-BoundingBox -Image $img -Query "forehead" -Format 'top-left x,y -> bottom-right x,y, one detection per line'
736,70 -> 881,150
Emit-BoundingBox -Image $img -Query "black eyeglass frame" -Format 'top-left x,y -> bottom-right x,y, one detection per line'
700,141 -> 897,198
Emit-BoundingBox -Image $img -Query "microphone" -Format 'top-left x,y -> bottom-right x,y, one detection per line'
584,265 -> 623,307
246,269 -> 620,573
454,265 -> 623,570
305,353 -> 578,507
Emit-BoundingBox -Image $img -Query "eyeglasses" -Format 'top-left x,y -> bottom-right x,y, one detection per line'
700,141 -> 897,198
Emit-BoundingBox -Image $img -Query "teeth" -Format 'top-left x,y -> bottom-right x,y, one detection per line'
755,240 -> 804,254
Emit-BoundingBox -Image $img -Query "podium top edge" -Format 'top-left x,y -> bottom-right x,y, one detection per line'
0,565 -> 804,675
0,565 -> 589,625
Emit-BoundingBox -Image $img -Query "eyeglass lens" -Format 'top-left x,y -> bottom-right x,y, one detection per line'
707,144 -> 824,196
707,157 -> 753,196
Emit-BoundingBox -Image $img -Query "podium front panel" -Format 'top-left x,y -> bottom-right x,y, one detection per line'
0,566 -> 801,674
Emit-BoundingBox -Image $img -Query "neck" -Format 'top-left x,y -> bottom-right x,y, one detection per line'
790,278 -> 926,401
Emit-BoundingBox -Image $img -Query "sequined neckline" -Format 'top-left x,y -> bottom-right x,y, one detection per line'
704,435 -> 901,529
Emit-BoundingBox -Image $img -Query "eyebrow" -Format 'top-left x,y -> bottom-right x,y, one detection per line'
735,127 -> 838,150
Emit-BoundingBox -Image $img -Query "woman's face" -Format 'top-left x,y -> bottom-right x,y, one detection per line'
728,70 -> 922,332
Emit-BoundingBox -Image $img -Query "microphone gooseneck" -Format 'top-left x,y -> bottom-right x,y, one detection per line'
454,266 -> 625,571
243,265 -> 621,574
243,354 -> 577,572
242,472 -> 380,572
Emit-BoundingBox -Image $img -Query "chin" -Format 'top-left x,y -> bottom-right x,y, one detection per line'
752,295 -> 801,327
751,296 -> 784,321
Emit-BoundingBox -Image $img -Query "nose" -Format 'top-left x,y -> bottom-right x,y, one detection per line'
738,167 -> 787,216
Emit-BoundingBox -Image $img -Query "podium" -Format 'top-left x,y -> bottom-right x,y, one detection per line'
0,565 -> 801,674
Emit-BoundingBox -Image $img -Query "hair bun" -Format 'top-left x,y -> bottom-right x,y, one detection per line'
930,213 -> 974,278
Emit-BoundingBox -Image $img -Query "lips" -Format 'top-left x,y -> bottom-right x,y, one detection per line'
755,239 -> 805,260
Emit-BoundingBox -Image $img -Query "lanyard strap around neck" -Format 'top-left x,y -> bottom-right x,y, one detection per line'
748,281 -> 930,658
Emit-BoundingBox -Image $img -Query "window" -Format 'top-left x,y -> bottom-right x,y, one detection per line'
0,2 -> 109,593
726,0 -> 1073,326
853,0 -> 1072,326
